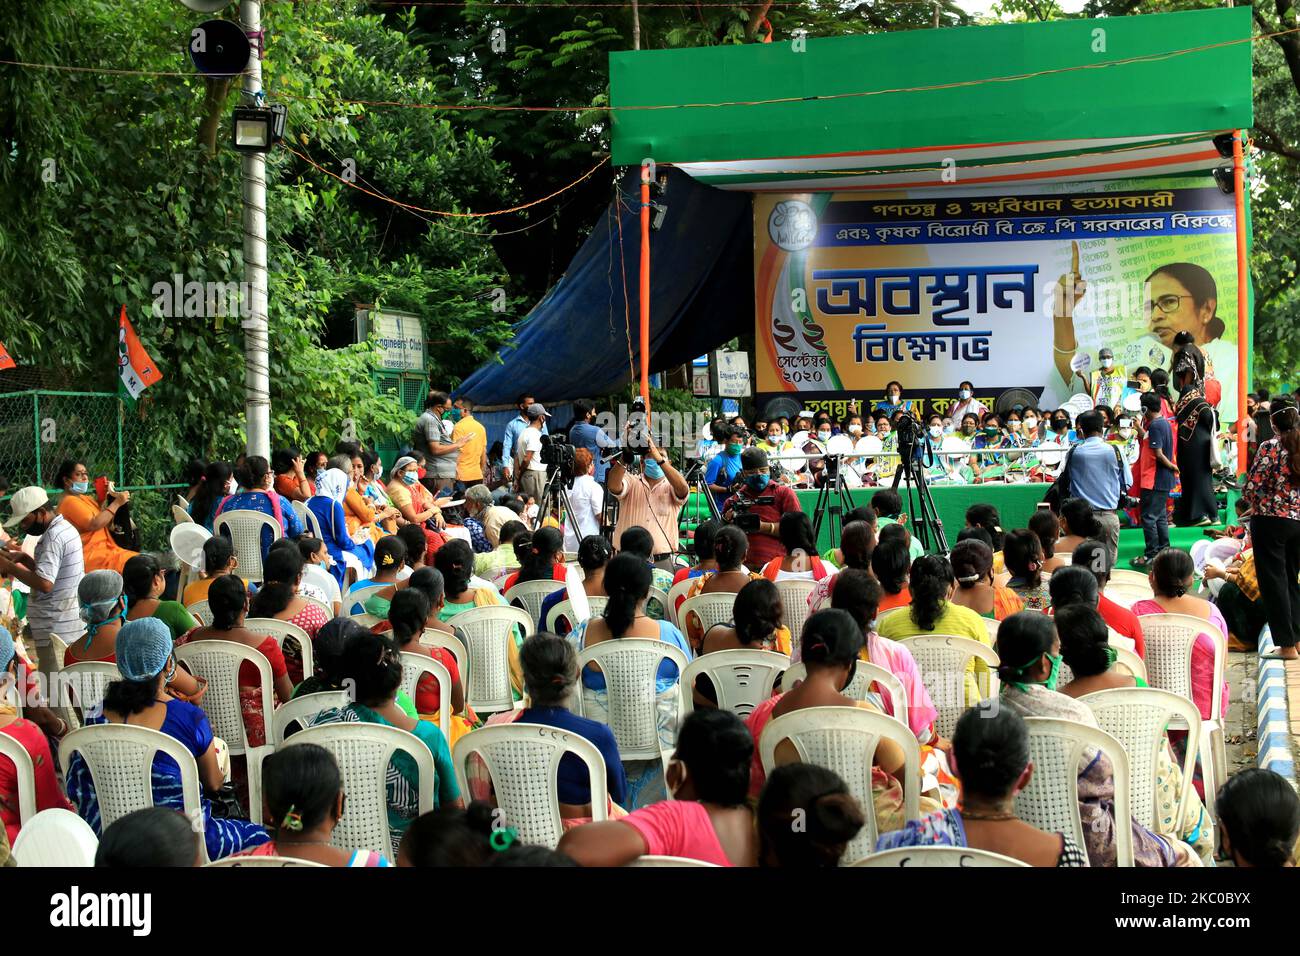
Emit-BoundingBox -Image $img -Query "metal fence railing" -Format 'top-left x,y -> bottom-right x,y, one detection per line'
0,391 -> 187,552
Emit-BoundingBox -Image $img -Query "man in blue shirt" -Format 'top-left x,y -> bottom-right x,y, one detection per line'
1065,409 -> 1131,564
568,398 -> 619,482
500,392 -> 547,485
1133,392 -> 1180,567
704,424 -> 745,508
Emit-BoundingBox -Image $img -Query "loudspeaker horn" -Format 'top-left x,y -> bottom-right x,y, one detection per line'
179,0 -> 235,12
188,19 -> 251,77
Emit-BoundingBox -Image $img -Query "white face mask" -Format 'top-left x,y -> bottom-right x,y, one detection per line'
1101,358 -> 1114,370
1024,418 -> 1038,431
929,425 -> 943,438
848,424 -> 863,435
818,431 -> 832,442
959,389 -> 972,400
888,392 -> 901,402
1119,428 -> 1134,439
767,433 -> 781,443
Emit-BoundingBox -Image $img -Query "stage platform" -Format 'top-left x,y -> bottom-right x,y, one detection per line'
682,482 -> 1233,564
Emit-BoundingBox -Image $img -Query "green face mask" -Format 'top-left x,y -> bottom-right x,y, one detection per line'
1008,651 -> 1063,693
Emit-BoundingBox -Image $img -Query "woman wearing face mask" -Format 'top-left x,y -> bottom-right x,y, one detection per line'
972,413 -> 1008,481
758,421 -> 792,460
190,460 -> 235,532
704,425 -> 747,508
54,460 -> 138,573
876,381 -> 912,418
922,413 -> 966,484
387,455 -> 448,560
996,611 -> 1201,867
215,455 -> 307,559
949,380 -> 988,424
1170,344 -> 1218,526
65,570 -> 129,664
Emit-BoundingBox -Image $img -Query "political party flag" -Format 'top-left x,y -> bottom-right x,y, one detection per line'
118,306 -> 162,403
0,341 -> 14,371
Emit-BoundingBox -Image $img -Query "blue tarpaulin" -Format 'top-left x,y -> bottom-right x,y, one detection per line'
457,168 -> 753,405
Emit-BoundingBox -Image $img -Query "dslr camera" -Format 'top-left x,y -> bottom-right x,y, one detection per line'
539,434 -> 576,479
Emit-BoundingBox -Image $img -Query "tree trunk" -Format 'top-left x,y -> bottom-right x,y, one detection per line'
197,76 -> 233,158
632,0 -> 641,50
745,1 -> 774,41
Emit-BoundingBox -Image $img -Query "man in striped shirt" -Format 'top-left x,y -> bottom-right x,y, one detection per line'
1,486 -> 85,675
607,436 -> 688,560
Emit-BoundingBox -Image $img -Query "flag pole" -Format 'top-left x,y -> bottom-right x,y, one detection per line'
639,161 -> 652,421
241,0 -> 271,461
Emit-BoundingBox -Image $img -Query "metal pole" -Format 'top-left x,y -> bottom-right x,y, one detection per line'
241,0 -> 271,460
639,161 -> 652,420
1232,130 -> 1248,476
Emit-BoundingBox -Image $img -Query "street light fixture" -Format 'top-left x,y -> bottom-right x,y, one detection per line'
231,103 -> 286,153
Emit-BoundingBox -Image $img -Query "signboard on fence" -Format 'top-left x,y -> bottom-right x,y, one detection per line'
754,174 -> 1242,421
710,350 -> 752,398
355,308 -> 426,372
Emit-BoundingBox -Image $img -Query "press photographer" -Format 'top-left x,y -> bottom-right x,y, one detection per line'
607,432 -> 688,560
722,447 -> 803,566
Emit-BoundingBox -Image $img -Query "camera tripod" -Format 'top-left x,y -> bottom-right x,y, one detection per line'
891,440 -> 949,555
538,465 -> 577,536
810,454 -> 857,546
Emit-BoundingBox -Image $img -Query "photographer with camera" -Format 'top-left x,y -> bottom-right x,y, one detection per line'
607,433 -> 689,560
568,399 -> 620,483
513,403 -> 552,507
722,447 -> 803,567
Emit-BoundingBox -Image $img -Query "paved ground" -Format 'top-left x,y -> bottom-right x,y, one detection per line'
1224,647 -> 1260,778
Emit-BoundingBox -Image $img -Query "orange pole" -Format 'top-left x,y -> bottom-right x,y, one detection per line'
1232,131 -> 1248,476
639,162 -> 652,421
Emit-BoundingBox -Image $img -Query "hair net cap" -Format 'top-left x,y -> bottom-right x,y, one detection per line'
79,569 -> 124,614
0,625 -> 14,673
116,618 -> 174,682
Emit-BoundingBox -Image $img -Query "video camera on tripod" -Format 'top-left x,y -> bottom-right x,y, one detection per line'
893,411 -> 932,466
539,434 -> 577,481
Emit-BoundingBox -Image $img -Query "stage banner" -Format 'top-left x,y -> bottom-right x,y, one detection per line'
754,175 -> 1241,422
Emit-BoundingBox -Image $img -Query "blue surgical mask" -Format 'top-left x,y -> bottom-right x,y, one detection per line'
402,472 -> 418,486
71,480 -> 90,494
643,460 -> 664,480
746,473 -> 770,492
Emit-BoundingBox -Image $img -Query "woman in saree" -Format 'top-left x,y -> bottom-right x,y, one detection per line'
1171,340 -> 1218,526
54,460 -> 137,573
1055,604 -> 1213,862
995,611 -> 1201,867
308,467 -> 376,588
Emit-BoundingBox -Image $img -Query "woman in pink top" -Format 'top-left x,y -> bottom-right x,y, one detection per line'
1130,548 -> 1229,723
556,709 -> 757,866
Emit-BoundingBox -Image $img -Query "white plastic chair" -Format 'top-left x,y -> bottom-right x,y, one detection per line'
1114,646 -> 1147,682
627,855 -> 721,867
206,854 -> 328,867
1,672 -> 21,717
186,599 -> 213,627
419,629 -> 469,675
545,595 -> 609,633
850,846 -> 1029,867
1108,569 -> 1155,589
646,586 -> 670,621
58,723 -> 207,863
896,635 -> 1001,737
282,722 -> 435,862
576,637 -> 690,768
505,580 -> 565,627
60,661 -> 121,724
171,522 -> 211,602
302,563 -> 343,613
1016,716 -> 1134,866
876,605 -> 908,626
450,605 -> 535,715
780,661 -> 910,735
214,509 -> 282,584
245,617 -> 314,683
452,723 -> 609,849
172,504 -> 196,525
665,578 -> 694,627
290,499 -> 309,528
270,690 -> 352,748
1079,687 -> 1201,833
677,591 -> 738,642
773,579 -> 816,645
0,728 -> 37,827
982,617 -> 1000,644
681,649 -> 789,717
174,639 -> 276,826
759,705 -> 921,862
350,612 -> 384,630
400,652 -> 452,730
345,582 -> 392,616
12,808 -> 100,867
1137,612 -> 1227,818
1103,582 -> 1155,609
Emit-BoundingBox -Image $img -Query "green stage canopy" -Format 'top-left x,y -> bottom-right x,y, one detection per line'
609,7 -> 1253,191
